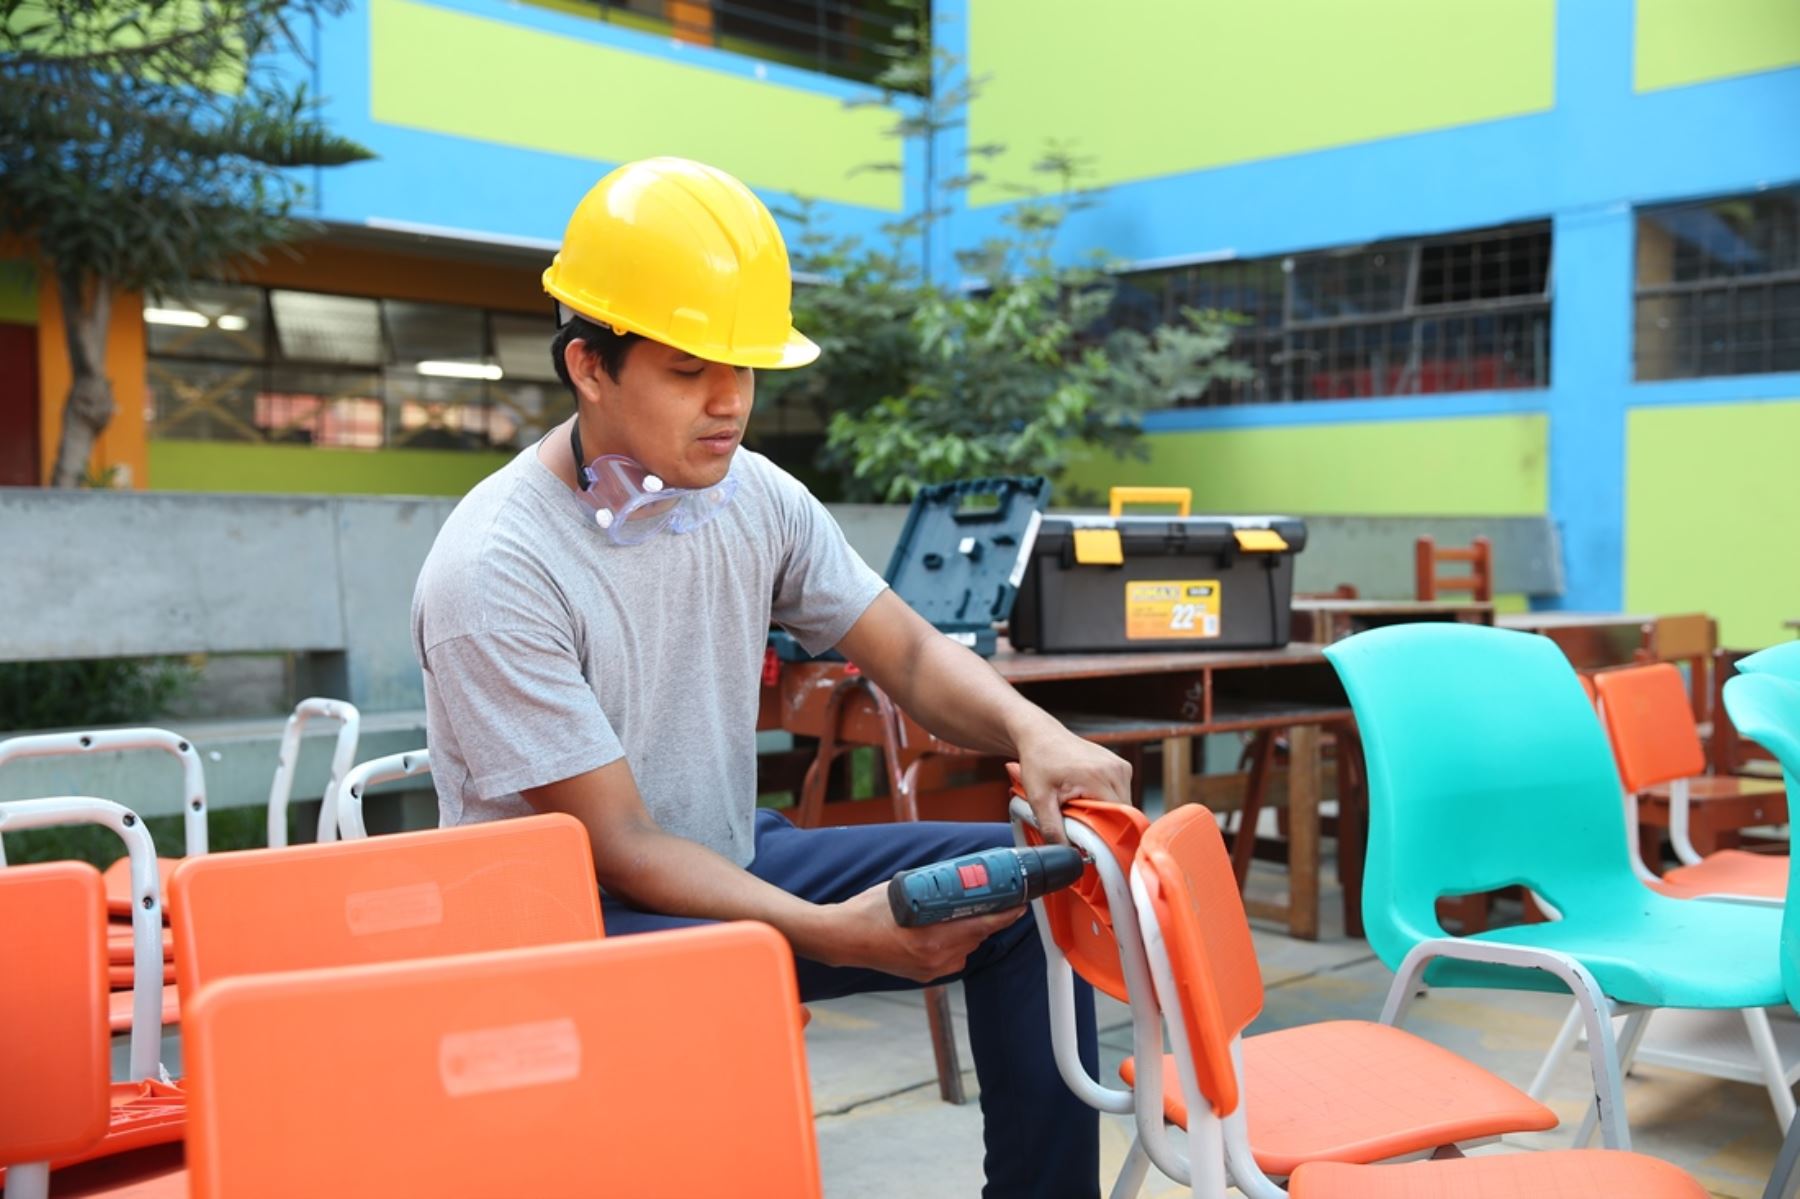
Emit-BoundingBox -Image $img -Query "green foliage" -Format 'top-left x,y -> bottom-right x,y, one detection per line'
0,0 -> 374,296
2,804 -> 266,869
765,1 -> 1247,503
0,656 -> 200,731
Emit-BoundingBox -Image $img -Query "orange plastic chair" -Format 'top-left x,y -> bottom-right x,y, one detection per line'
168,813 -> 603,994
1595,662 -> 1786,900
1006,775 -> 1561,1196
1129,804 -> 1709,1199
0,861 -> 112,1199
183,924 -> 821,1199
0,797 -> 188,1181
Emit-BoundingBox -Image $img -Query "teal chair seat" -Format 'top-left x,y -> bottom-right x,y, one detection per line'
1325,623 -> 1791,1151
1435,896 -> 1782,1007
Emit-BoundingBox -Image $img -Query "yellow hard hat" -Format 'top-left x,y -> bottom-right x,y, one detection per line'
542,157 -> 818,370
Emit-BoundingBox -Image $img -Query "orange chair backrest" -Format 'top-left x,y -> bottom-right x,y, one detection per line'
0,862 -> 111,1165
1135,805 -> 1264,1119
184,923 -> 820,1199
1593,663 -> 1707,791
1014,784 -> 1151,1003
169,813 -> 602,995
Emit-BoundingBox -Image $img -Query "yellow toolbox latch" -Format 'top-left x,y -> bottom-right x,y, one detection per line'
1234,528 -> 1289,553
1072,528 -> 1124,565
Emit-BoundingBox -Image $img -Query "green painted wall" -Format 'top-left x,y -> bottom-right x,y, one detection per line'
149,439 -> 511,496
1066,414 -> 1548,516
967,0 -> 1555,206
1635,0 -> 1800,92
1626,400 -> 1800,648
0,259 -> 37,324
370,0 -> 902,211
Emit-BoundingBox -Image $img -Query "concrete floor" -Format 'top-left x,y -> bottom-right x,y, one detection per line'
807,849 -> 1787,1198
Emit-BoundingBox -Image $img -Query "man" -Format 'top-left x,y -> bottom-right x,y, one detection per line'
412,156 -> 1130,1197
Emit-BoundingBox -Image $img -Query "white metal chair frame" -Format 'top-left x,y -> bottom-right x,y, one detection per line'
334,749 -> 431,841
0,730 -> 207,857
265,697 -> 361,847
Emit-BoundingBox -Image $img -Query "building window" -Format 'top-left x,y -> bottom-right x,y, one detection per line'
146,285 -> 564,451
1107,222 -> 1553,407
1635,185 -> 1800,381
533,1 -> 923,90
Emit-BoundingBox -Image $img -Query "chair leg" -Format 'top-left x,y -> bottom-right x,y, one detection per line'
924,984 -> 966,1105
1108,1136 -> 1151,1199
1765,1104 -> 1800,1199
1230,731 -> 1277,889
1746,1007 -> 1799,1131
1575,1008 -> 1652,1148
1529,1002 -> 1584,1100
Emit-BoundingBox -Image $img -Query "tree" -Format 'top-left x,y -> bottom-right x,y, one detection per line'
760,3 -> 1249,503
0,0 -> 373,486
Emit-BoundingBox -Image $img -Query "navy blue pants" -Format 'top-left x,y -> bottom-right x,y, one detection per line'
602,808 -> 1101,1199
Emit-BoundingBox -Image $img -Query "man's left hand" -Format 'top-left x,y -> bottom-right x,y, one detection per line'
1014,728 -> 1132,844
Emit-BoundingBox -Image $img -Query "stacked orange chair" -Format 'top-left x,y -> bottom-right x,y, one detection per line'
182,925 -> 820,1198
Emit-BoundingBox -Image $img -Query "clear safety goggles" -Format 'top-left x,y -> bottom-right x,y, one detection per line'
576,453 -> 739,547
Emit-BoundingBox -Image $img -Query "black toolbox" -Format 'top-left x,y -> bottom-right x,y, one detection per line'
769,475 -> 1050,661
1009,487 -> 1306,653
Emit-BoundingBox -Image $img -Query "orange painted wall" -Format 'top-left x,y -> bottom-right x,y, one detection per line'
36,272 -> 150,489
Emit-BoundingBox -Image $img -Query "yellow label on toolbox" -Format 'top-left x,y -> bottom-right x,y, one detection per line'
1125,580 -> 1222,640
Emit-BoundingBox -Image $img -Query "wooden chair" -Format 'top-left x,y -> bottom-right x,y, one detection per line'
1414,535 -> 1493,603
1637,613 -> 1717,728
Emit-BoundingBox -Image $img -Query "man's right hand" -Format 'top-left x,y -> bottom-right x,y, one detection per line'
818,880 -> 1026,983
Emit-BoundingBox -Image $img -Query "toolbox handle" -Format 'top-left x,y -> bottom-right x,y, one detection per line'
1108,487 -> 1191,518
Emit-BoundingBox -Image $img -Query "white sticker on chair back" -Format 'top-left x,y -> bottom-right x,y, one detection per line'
344,881 -> 445,935
439,1018 -> 583,1097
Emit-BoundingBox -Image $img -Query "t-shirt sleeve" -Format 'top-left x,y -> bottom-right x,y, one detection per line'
421,626 -> 625,800
767,469 -> 889,657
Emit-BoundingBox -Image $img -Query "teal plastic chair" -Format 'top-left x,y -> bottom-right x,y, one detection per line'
1722,671 -> 1800,1199
1740,640 -> 1800,685
1324,623 -> 1784,1151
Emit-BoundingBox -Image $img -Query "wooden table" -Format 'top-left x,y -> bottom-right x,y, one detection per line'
776,641 -> 1352,940
1293,597 -> 1495,644
1497,611 -> 1654,670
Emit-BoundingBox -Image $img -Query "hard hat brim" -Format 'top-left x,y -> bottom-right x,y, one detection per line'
544,281 -> 820,371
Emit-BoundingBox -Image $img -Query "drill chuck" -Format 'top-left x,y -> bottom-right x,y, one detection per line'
887,844 -> 1087,928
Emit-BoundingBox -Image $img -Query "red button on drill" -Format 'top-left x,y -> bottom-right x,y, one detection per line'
957,863 -> 989,889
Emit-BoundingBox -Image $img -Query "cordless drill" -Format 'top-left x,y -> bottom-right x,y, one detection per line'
887,844 -> 1087,927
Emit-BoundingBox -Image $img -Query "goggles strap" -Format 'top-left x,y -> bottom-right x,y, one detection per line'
570,417 -> 593,488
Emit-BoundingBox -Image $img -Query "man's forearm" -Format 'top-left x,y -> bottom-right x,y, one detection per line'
884,631 -> 1063,759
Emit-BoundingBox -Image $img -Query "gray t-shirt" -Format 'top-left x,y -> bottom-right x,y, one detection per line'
411,443 -> 886,867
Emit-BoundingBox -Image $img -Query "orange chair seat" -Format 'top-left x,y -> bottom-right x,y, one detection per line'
1653,848 -> 1788,900
108,984 -> 180,1034
1289,1147 -> 1708,1198
106,925 -> 174,965
101,857 -> 177,921
1122,1021 -> 1556,1177
0,1082 -> 191,1183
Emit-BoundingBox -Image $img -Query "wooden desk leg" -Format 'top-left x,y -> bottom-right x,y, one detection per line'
1287,725 -> 1322,941
1161,737 -> 1193,809
924,985 -> 966,1104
